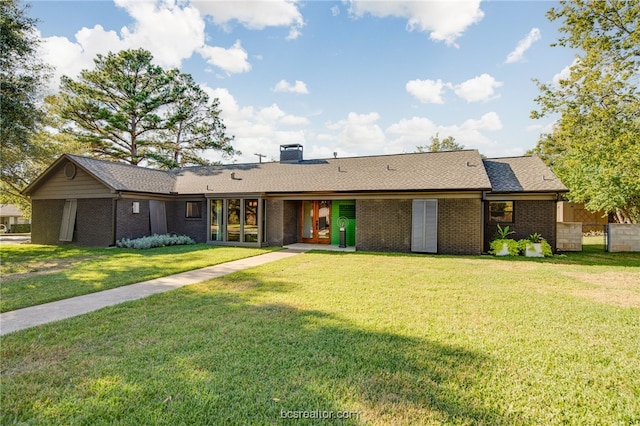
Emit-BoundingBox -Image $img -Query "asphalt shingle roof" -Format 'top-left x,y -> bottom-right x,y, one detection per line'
483,156 -> 568,193
25,150 -> 567,196
67,155 -> 176,194
172,150 -> 492,194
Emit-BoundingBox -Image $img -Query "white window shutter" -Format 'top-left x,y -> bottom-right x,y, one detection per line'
59,199 -> 77,242
411,199 -> 438,253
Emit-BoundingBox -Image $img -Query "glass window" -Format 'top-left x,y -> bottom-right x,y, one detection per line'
489,201 -> 514,222
244,199 -> 258,242
210,199 -> 224,241
227,199 -> 241,242
186,201 -> 202,218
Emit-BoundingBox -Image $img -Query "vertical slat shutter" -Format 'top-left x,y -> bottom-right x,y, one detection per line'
411,199 -> 438,253
59,199 -> 77,242
149,200 -> 167,235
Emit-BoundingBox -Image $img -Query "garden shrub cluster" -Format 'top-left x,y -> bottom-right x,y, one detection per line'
116,234 -> 196,249
489,225 -> 553,257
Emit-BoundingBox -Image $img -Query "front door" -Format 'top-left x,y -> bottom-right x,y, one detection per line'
301,200 -> 331,244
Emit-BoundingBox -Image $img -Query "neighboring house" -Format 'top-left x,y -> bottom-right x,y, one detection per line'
22,145 -> 568,254
0,204 -> 30,232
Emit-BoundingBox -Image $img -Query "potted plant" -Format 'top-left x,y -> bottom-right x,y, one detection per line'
489,224 -> 519,256
519,233 -> 552,257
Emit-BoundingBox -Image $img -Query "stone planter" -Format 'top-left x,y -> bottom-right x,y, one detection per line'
495,242 -> 511,256
525,242 -> 544,257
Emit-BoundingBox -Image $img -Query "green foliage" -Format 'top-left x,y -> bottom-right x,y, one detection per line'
0,0 -> 52,211
59,49 -> 236,168
116,234 -> 195,249
494,224 -> 515,240
528,232 -> 543,243
517,239 -> 553,257
489,239 -> 520,256
416,133 -> 465,153
531,0 -> 640,223
7,224 -> 30,233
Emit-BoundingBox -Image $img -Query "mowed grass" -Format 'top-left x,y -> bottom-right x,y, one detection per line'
1,248 -> 639,425
0,244 -> 277,312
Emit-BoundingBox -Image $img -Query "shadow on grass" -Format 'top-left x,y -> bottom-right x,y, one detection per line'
1,273 -> 507,425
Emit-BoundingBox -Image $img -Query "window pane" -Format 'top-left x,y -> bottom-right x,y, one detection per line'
227,199 -> 241,242
186,201 -> 202,218
489,201 -> 513,222
210,199 -> 223,241
244,199 -> 258,242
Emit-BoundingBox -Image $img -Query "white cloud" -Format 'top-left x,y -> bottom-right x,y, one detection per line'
552,58 -> 579,87
193,0 -> 304,39
505,27 -> 541,64
386,112 -> 503,154
348,0 -> 484,46
37,0 -> 259,92
325,112 -> 386,151
273,79 -> 309,94
461,112 -> 502,131
406,79 -> 449,104
115,0 -> 205,68
199,40 -> 251,74
453,74 -> 503,103
202,87 -> 310,163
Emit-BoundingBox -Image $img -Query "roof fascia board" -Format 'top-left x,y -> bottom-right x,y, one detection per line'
484,192 -> 561,201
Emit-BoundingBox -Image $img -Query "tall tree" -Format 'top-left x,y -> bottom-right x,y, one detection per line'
0,0 -> 51,211
531,0 -> 639,223
149,73 -> 236,169
59,48 -> 235,168
416,134 -> 465,152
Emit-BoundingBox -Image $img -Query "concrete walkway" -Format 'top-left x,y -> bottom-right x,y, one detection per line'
0,249 -> 306,336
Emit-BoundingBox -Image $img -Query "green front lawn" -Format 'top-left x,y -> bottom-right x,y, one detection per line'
0,244 -> 276,312
1,249 -> 639,425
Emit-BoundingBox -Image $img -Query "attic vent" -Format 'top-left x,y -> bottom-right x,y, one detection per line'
339,204 -> 355,220
64,163 -> 77,179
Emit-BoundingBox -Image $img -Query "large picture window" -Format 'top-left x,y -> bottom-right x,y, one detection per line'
210,198 -> 260,244
489,201 -> 514,222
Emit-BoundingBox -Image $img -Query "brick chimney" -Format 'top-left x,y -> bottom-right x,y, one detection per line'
280,144 -> 303,163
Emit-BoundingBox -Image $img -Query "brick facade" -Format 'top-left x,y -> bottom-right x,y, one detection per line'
115,198 -> 151,241
438,198 -> 483,255
31,199 -> 65,245
75,198 -> 113,246
170,199 -> 208,243
356,199 -> 412,252
32,198 -> 113,246
484,199 -> 557,251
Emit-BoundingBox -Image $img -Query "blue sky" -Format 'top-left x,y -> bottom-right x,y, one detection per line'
31,0 -> 577,163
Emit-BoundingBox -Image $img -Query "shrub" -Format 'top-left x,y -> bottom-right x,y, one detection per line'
116,234 -> 196,249
9,224 -> 31,233
517,238 -> 553,257
489,238 -> 520,256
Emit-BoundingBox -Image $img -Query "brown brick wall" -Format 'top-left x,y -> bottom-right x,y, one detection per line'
75,198 -> 113,246
115,199 -> 151,241
32,198 -> 113,246
283,201 -> 299,245
484,200 -> 557,251
169,199 -> 208,243
265,199 -> 284,246
438,198 -> 483,255
31,199 -> 65,245
264,200 -> 298,246
356,199 -> 412,252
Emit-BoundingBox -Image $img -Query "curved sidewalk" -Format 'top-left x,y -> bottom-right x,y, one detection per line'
0,249 -> 306,336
